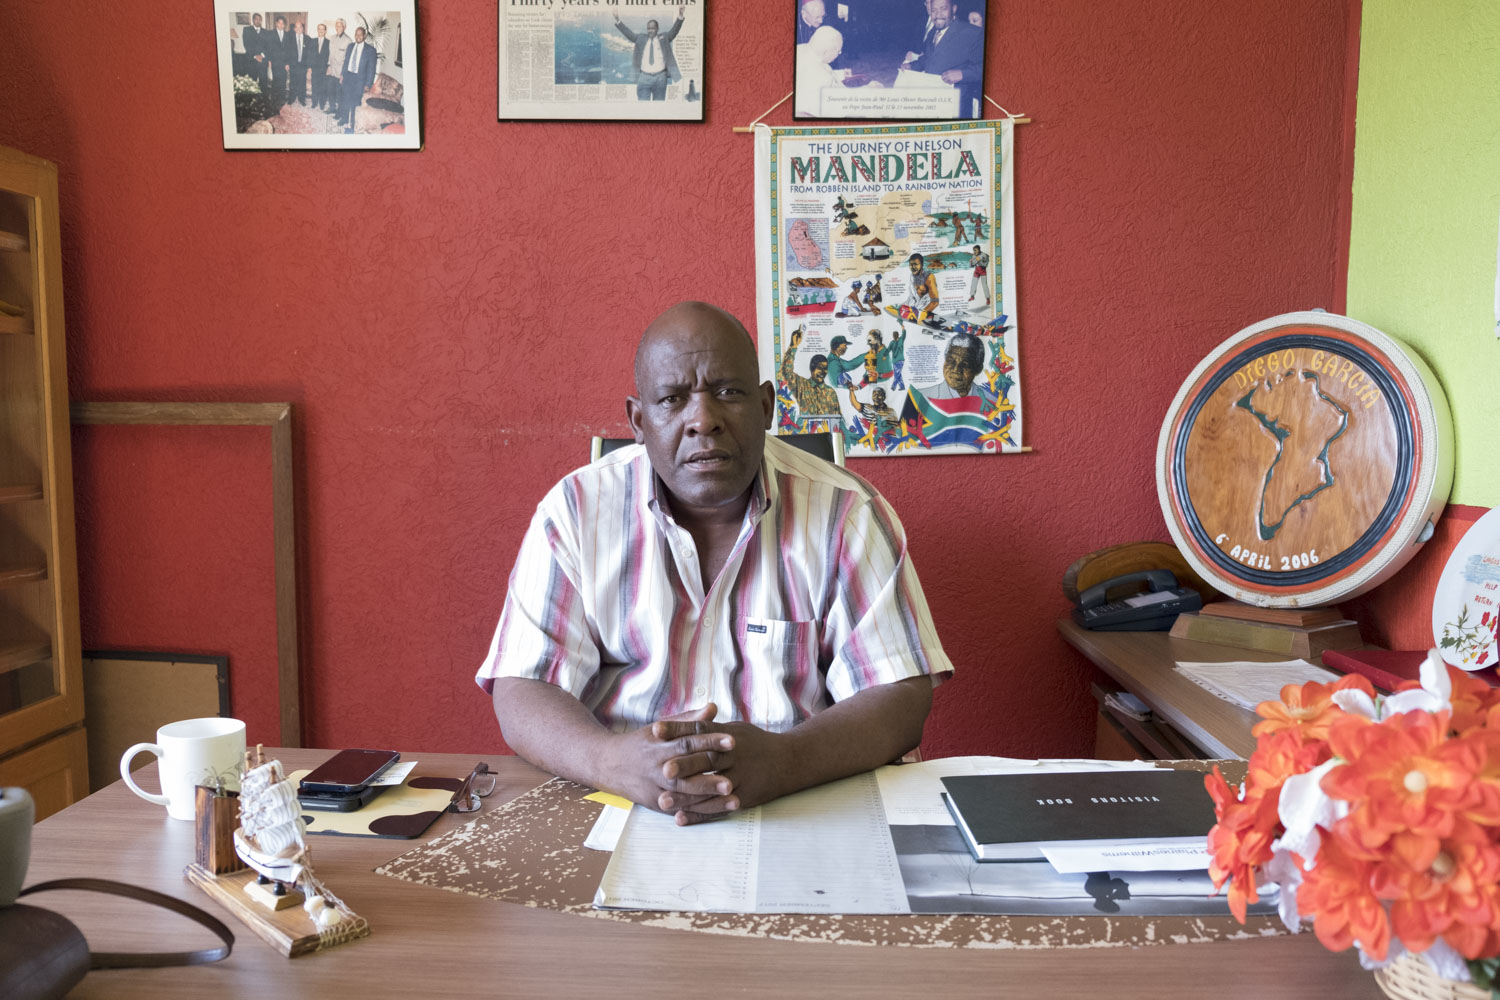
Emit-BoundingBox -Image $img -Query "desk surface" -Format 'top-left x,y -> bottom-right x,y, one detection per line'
1057,618 -> 1300,759
27,749 -> 1380,999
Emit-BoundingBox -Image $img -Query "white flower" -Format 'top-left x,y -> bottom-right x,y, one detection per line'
1262,848 -> 1304,932
1420,939 -> 1473,982
1275,759 -> 1344,861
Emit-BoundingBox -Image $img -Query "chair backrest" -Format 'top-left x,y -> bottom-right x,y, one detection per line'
589,432 -> 845,467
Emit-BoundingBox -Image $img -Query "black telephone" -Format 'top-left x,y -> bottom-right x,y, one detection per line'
1070,569 -> 1202,631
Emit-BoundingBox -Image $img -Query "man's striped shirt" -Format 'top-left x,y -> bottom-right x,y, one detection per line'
476,435 -> 952,732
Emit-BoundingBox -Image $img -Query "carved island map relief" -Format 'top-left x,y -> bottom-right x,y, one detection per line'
1236,371 -> 1349,541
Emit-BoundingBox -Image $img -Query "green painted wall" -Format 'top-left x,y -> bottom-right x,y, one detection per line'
1347,1 -> 1500,506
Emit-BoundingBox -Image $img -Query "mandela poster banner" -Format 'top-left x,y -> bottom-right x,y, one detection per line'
753,120 -> 1021,458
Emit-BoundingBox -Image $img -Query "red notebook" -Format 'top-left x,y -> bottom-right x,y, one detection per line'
1322,648 -> 1500,694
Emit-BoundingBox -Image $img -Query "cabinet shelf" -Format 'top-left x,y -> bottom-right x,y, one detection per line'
0,484 -> 44,504
0,565 -> 48,589
0,230 -> 26,252
0,314 -> 32,335
0,640 -> 50,677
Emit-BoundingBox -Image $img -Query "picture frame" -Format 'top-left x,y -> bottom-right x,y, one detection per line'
794,0 -> 988,121
83,651 -> 231,793
71,402 -> 304,746
497,1 -> 705,122
214,4 -> 422,150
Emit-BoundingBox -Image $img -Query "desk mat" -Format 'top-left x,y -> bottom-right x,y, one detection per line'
374,762 -> 1291,950
290,769 -> 462,839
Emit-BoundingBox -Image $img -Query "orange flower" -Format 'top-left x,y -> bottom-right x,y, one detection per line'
1322,710 -> 1475,860
1449,666 -> 1500,734
1367,816 -> 1500,958
1247,726 -> 1332,794
1296,833 -> 1391,958
1253,675 -> 1376,742
1205,766 -> 1280,922
1462,729 -> 1500,827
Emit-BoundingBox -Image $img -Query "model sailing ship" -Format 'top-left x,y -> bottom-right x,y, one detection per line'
234,744 -> 366,933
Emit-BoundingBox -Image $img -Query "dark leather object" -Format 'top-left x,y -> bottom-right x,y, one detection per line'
0,904 -> 89,1000
0,878 -> 234,999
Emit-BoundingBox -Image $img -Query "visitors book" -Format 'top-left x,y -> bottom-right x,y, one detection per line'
940,769 -> 1217,862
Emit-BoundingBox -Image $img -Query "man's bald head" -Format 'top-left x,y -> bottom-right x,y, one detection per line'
627,302 -> 774,517
633,301 -> 758,391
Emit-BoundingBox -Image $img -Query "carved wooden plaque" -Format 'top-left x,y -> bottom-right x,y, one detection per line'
1157,313 -> 1452,607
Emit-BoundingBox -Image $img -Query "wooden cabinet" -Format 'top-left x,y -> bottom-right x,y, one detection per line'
0,144 -> 85,819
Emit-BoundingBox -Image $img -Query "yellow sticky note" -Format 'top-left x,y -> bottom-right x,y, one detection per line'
584,791 -> 634,811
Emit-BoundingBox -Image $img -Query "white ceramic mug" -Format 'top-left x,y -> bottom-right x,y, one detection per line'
120,717 -> 247,821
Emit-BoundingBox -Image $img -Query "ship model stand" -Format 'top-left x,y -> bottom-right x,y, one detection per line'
185,744 -> 370,957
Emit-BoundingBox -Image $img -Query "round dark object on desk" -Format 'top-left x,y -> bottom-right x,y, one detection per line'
1156,311 -> 1451,608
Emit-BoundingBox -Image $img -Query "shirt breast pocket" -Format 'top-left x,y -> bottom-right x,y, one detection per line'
740,618 -> 818,648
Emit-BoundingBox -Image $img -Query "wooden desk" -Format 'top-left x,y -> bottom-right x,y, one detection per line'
25,749 -> 1380,998
1058,618 -> 1297,759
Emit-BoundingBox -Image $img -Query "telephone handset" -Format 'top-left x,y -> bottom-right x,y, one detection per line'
1070,569 -> 1202,631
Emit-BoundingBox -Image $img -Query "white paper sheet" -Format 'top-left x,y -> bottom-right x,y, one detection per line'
369,761 -> 417,787
594,771 -> 909,913
583,803 -> 629,852
1174,659 -> 1338,711
1041,842 -> 1211,874
873,756 -> 1158,826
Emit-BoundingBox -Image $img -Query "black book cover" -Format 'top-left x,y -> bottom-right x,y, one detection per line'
940,769 -> 1216,860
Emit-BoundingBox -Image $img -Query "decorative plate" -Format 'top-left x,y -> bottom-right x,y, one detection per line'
1157,312 -> 1453,607
1432,507 -> 1500,670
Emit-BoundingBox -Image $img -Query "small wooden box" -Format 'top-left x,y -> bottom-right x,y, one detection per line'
195,786 -> 244,875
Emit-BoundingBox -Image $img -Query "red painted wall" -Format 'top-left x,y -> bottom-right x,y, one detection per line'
2,0 -> 1357,757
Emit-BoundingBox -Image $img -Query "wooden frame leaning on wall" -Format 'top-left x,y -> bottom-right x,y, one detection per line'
69,401 -> 301,746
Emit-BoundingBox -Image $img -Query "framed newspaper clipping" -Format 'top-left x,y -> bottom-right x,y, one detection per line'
498,1 -> 705,121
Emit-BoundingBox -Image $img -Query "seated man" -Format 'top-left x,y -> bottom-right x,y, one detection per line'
478,302 -> 952,825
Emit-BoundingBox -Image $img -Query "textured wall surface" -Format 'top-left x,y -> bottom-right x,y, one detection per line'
1,0 -> 1354,756
1347,0 -> 1500,507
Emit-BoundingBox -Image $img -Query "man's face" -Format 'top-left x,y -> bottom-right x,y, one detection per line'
252,14 -> 262,26
832,342 -> 847,357
294,22 -> 304,35
811,359 -> 829,382
867,333 -> 879,348
627,305 -> 774,513
355,28 -> 366,42
873,389 -> 886,405
647,20 -> 659,35
317,24 -> 327,37
929,0 -> 954,29
275,17 -> 285,30
335,19 -> 346,34
943,344 -> 981,394
803,1 -> 825,27
908,258 -> 921,275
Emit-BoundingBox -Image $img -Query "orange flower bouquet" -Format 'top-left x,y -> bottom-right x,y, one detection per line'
1207,650 -> 1500,991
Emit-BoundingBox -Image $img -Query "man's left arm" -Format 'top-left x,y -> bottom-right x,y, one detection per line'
664,6 -> 686,41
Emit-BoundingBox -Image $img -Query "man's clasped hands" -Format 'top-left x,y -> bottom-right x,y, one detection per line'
606,704 -> 790,826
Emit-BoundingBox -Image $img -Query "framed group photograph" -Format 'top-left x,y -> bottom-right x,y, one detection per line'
794,0 -> 988,121
214,3 -> 421,150
497,0 -> 705,121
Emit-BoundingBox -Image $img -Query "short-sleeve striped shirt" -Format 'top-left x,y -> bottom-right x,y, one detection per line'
476,435 -> 952,732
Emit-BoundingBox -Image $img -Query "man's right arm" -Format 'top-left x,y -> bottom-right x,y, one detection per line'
480,491 -> 733,813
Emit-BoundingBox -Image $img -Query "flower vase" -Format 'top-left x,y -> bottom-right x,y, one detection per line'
1375,953 -> 1489,1000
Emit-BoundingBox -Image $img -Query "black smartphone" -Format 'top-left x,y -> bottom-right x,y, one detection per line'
297,784 -> 381,812
299,748 -> 400,794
